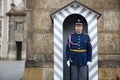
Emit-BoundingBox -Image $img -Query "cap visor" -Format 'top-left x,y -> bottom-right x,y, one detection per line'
75,23 -> 83,25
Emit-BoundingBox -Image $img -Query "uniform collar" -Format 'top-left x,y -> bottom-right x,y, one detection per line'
75,31 -> 83,35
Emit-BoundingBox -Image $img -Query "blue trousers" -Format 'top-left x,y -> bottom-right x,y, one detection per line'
71,65 -> 88,80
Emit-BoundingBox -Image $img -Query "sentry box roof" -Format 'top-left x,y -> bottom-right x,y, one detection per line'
51,0 -> 101,21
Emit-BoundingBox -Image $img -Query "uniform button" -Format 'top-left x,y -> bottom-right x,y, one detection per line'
78,42 -> 80,43
78,36 -> 80,37
78,39 -> 80,40
78,48 -> 80,49
78,45 -> 80,46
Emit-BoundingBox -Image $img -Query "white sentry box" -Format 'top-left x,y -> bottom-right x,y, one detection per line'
51,1 -> 101,80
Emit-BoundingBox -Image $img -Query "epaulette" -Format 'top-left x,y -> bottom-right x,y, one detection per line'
83,33 -> 89,36
69,32 -> 75,36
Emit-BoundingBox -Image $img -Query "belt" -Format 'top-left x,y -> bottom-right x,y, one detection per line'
70,49 -> 87,52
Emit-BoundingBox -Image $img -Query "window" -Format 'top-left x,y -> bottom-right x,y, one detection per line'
0,20 -> 1,37
26,0 -> 34,9
16,22 -> 24,32
0,44 -> 1,51
0,0 -> 1,14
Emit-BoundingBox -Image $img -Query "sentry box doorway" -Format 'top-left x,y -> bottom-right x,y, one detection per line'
51,1 -> 101,80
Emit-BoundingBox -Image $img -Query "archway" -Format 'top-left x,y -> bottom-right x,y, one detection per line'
63,14 -> 88,80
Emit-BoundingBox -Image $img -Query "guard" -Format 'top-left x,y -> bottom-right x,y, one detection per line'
65,19 -> 92,80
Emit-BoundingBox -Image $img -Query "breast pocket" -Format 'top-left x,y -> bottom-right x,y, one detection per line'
81,40 -> 87,47
71,38 -> 77,43
70,39 -> 78,48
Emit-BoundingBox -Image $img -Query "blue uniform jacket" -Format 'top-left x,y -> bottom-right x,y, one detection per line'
66,32 -> 92,67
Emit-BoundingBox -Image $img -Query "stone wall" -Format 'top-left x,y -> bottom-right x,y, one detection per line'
22,68 -> 54,80
25,0 -> 120,80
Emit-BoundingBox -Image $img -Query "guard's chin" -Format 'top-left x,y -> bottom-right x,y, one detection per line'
77,31 -> 82,33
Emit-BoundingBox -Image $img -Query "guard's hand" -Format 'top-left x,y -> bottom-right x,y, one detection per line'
67,60 -> 70,67
87,61 -> 92,66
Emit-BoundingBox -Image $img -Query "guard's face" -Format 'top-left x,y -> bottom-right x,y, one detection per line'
75,25 -> 83,33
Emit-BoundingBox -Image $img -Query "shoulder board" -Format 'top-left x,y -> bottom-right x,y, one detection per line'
69,32 -> 75,36
83,33 -> 89,36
